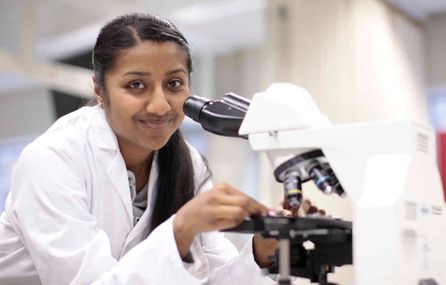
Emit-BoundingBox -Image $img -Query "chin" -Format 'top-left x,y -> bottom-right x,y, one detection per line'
145,139 -> 170,151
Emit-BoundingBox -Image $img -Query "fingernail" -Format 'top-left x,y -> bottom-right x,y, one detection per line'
267,210 -> 276,217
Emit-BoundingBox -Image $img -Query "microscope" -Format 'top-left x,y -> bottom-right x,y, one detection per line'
184,83 -> 446,285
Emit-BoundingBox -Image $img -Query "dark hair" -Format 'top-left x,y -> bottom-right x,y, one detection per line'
92,13 -> 196,232
92,12 -> 193,92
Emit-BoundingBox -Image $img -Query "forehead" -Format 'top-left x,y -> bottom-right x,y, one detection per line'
111,40 -> 188,73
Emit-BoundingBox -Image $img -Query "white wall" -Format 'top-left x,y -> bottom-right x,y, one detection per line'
427,12 -> 446,88
266,0 -> 428,124
0,88 -> 54,140
351,0 -> 428,123
207,48 -> 264,194
426,12 -> 446,131
202,48 -> 265,250
0,87 -> 54,212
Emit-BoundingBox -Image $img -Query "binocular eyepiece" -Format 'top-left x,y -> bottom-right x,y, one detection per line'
183,93 -> 250,138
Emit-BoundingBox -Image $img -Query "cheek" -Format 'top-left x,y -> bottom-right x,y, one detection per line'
107,92 -> 138,116
108,105 -> 130,125
106,100 -> 137,131
171,95 -> 188,115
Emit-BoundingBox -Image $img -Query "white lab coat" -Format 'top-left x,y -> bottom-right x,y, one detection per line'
0,105 -> 275,285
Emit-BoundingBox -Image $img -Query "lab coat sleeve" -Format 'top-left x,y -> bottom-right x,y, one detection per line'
210,234 -> 276,284
9,143 -> 207,285
93,216 -> 209,285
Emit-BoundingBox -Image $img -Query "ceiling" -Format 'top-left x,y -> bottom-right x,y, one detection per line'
0,0 -> 445,96
0,0 -> 265,60
0,0 -> 265,95
386,0 -> 446,21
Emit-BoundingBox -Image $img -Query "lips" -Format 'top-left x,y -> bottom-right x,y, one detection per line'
138,118 -> 172,129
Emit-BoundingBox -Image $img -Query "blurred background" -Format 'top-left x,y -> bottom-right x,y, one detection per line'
0,0 -> 445,283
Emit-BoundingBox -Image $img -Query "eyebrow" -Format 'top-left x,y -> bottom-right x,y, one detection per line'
166,68 -> 188,76
123,71 -> 150,77
122,68 -> 188,77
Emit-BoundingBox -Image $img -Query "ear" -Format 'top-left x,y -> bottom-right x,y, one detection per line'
92,75 -> 102,102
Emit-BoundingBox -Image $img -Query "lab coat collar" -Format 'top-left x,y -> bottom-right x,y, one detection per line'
106,150 -> 133,225
86,106 -> 133,224
88,105 -> 120,151
120,152 -> 159,257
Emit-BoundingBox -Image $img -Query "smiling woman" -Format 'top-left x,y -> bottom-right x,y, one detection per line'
99,41 -> 189,161
0,12 -> 280,285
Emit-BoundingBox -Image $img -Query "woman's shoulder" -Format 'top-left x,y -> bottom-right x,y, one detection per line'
22,106 -> 106,162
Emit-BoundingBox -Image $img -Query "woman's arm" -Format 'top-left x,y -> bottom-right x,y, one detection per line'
173,183 -> 268,259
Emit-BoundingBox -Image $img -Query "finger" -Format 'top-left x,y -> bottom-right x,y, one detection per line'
299,199 -> 312,213
282,199 -> 290,210
243,198 -> 269,216
213,192 -> 258,210
268,208 -> 293,217
214,182 -> 240,195
216,187 -> 269,216
215,218 -> 246,231
290,208 -> 299,217
213,205 -> 251,222
297,207 -> 307,217
307,205 -> 319,214
210,205 -> 253,230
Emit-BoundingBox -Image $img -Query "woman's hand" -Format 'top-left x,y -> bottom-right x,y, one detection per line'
252,199 -> 325,268
173,183 -> 268,259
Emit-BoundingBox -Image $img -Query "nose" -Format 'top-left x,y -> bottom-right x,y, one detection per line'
146,86 -> 171,116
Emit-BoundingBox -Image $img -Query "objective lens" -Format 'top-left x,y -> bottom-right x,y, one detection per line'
283,173 -> 302,211
309,166 -> 333,194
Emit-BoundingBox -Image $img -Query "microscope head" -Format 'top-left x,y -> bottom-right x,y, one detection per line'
184,83 -> 344,210
236,83 -> 344,210
238,83 -> 331,135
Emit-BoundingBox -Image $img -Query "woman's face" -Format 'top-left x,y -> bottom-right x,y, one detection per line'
98,40 -> 190,155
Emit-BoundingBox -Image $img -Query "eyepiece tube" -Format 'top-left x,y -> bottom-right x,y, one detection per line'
183,96 -> 208,122
183,94 -> 250,138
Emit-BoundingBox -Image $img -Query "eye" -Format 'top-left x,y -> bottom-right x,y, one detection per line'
167,79 -> 183,89
128,81 -> 145,89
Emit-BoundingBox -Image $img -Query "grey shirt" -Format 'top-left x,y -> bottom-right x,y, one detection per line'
127,170 -> 149,225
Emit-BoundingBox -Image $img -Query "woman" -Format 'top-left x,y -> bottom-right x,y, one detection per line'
0,13 -> 293,285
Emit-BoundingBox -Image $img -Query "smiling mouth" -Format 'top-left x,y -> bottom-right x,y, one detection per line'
139,119 -> 172,129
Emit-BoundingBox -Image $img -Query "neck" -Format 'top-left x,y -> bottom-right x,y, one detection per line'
118,139 -> 154,178
124,150 -> 153,175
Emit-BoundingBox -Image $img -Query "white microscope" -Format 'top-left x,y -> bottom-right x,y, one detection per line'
183,83 -> 446,285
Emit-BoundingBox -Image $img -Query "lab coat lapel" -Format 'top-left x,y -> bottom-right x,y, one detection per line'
90,106 -> 133,226
107,151 -> 133,225
120,153 -> 159,256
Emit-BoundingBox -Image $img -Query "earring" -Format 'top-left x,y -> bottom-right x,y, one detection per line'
99,101 -> 104,108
